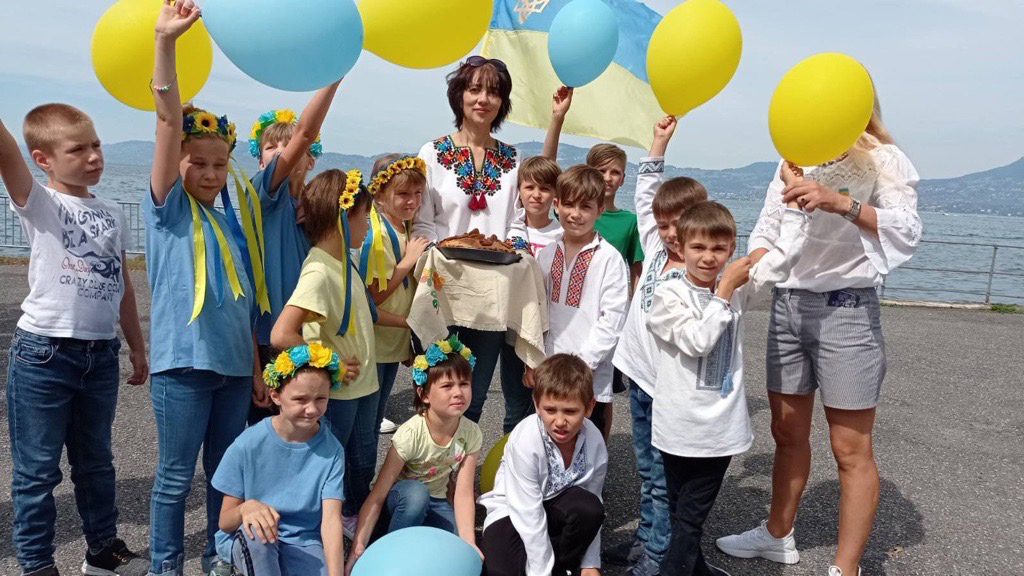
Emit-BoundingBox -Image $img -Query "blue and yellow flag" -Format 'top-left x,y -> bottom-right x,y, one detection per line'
482,0 -> 664,149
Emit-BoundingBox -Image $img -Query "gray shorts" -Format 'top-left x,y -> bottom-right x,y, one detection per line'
766,287 -> 886,410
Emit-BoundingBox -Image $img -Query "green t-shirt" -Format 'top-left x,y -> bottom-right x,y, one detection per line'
595,209 -> 644,264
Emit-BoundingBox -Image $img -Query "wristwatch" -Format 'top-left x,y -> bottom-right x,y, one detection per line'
843,198 -> 862,222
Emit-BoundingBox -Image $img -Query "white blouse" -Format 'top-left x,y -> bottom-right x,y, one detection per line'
748,144 -> 921,292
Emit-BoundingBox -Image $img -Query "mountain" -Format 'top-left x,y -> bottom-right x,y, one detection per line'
915,157 -> 1024,217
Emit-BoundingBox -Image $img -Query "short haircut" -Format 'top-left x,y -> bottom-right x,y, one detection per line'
652,177 -> 708,220
676,201 -> 737,244
446,60 -> 513,132
258,122 -> 298,154
413,353 -> 473,415
555,164 -> 605,205
517,156 -> 561,190
585,143 -> 627,170
301,169 -> 373,245
371,153 -> 427,197
23,103 -> 94,154
532,353 -> 594,406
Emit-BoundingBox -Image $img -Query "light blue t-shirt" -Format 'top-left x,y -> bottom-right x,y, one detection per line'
254,155 -> 311,345
144,178 -> 256,376
212,417 -> 345,550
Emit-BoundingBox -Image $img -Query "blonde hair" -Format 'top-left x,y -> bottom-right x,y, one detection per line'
23,103 -> 94,154
585,143 -> 627,170
370,153 -> 427,201
849,81 -> 895,163
258,122 -> 297,154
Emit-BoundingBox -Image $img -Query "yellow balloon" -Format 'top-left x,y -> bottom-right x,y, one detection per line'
768,53 -> 874,167
479,433 -> 509,495
359,0 -> 492,69
91,0 -> 212,111
646,0 -> 742,116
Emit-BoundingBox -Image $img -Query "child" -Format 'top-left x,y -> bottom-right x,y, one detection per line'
606,116 -> 709,575
359,154 -> 431,435
213,343 -> 346,576
346,335 -> 483,575
534,165 -> 629,440
479,353 -> 608,576
146,4 -> 264,574
646,190 -> 807,576
502,155 -> 563,434
247,84 -> 341,425
2,104 -> 148,576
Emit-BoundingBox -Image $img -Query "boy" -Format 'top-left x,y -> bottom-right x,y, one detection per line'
502,156 -> 563,434
534,165 -> 629,440
1,106 -> 147,576
607,117 -> 709,576
480,353 -> 608,576
646,179 -> 807,576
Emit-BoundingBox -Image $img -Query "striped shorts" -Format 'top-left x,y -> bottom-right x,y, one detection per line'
765,287 -> 886,410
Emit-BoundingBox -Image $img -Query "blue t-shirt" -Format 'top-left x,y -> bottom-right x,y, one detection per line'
254,155 -> 311,345
144,179 -> 256,376
212,417 -> 345,549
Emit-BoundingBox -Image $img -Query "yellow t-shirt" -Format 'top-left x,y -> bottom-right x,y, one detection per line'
392,414 -> 483,499
359,223 -> 415,363
287,247 -> 378,400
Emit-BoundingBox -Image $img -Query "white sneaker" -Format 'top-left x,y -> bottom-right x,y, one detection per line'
379,417 -> 398,434
343,514 -> 358,539
828,566 -> 862,576
715,520 -> 800,564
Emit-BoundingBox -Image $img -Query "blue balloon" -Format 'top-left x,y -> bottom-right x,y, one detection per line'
202,0 -> 363,92
351,527 -> 481,576
547,0 -> 620,88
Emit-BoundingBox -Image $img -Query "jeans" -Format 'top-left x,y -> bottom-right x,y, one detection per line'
451,327 -> 503,423
324,393 -> 380,517
375,362 -> 400,431
630,381 -> 671,563
659,453 -> 732,576
231,530 -> 327,576
498,342 -> 536,434
149,368 -> 252,576
384,479 -> 456,533
6,328 -> 121,573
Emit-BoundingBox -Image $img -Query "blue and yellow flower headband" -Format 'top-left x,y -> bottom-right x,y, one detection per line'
182,108 -> 237,151
411,335 -> 476,387
262,342 -> 341,390
248,109 -> 323,159
337,170 -> 367,336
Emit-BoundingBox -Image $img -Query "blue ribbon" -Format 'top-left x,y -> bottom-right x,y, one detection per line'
219,188 -> 256,286
358,216 -> 409,289
338,214 -> 354,335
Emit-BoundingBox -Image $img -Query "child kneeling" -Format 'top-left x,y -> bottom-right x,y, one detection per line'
480,354 -> 609,576
213,344 -> 346,576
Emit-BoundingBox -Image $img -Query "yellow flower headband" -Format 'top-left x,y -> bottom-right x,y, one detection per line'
247,109 -> 323,159
262,343 -> 341,390
367,156 -> 427,196
182,108 -> 237,151
340,169 -> 362,212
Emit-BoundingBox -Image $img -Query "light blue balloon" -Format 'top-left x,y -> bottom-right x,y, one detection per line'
202,0 -> 363,92
351,526 -> 481,576
547,0 -> 620,88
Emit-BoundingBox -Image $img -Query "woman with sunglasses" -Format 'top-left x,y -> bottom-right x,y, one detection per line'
412,56 -> 529,425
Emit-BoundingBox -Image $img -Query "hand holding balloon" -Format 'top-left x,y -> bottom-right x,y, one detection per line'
650,115 -> 677,157
781,179 -> 851,214
552,86 -> 574,120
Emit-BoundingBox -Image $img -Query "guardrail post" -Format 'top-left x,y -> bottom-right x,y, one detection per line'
984,245 -> 998,304
880,275 -> 886,300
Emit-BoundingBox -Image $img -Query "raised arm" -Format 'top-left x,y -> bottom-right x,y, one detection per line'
0,119 -> 33,207
636,116 -> 677,251
269,80 -> 342,191
541,86 -> 572,160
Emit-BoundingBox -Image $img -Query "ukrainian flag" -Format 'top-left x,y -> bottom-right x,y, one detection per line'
482,0 -> 664,149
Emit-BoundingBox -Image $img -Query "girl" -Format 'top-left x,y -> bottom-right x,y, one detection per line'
345,335 -> 483,575
213,343 -> 345,576
360,154 -> 432,435
147,2 -> 264,574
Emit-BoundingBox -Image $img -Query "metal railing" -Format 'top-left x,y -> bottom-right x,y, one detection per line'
2,195 -> 1022,305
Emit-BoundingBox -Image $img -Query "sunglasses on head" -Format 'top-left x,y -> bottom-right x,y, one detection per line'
465,55 -> 508,73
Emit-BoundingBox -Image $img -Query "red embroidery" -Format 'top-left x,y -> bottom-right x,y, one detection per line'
565,249 -> 595,307
433,136 -> 517,212
550,246 -> 564,304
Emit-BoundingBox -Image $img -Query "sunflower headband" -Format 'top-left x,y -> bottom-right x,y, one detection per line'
247,109 -> 323,159
262,343 -> 342,390
182,108 -> 237,151
336,170 -> 368,336
367,156 -> 427,196
411,335 -> 476,387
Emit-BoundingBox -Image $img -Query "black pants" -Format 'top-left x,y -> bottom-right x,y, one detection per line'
482,486 -> 605,576
659,452 -> 732,576
587,401 -> 610,435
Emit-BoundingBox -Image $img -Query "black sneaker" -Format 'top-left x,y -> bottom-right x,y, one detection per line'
82,538 -> 148,576
24,566 -> 60,576
603,538 -> 645,566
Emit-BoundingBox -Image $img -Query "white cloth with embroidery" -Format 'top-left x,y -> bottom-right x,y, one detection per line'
408,248 -> 548,368
748,144 -> 921,291
536,234 -> 629,403
649,208 -> 808,458
478,414 -> 608,576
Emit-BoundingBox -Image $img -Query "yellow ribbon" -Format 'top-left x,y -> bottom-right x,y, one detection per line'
365,205 -> 390,292
227,162 -> 271,314
186,192 -> 245,324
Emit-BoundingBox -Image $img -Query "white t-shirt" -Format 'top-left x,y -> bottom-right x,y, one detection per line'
11,180 -> 132,339
514,219 -> 562,257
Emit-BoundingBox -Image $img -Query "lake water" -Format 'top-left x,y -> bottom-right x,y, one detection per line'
3,164 -> 1022,304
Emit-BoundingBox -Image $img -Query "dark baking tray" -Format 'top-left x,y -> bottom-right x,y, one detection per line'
437,246 -> 522,265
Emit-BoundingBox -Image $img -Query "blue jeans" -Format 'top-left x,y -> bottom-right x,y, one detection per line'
498,342 -> 536,434
452,327 -> 503,423
6,328 -> 121,573
385,480 -> 456,533
375,362 -> 399,431
231,530 -> 327,576
630,380 -> 670,562
325,393 -> 380,517
149,368 -> 251,576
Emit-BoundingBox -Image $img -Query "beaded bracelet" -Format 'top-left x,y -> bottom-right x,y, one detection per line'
151,75 -> 177,93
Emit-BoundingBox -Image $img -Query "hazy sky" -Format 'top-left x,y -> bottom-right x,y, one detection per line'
1,0 -> 1021,179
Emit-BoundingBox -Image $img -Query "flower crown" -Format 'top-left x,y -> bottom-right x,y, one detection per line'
262,343 -> 342,390
411,334 -> 476,387
182,108 -> 236,151
248,109 -> 323,159
368,156 -> 427,196
340,169 -> 364,212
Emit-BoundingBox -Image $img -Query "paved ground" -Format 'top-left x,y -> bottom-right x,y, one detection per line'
1,264 -> 1022,576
